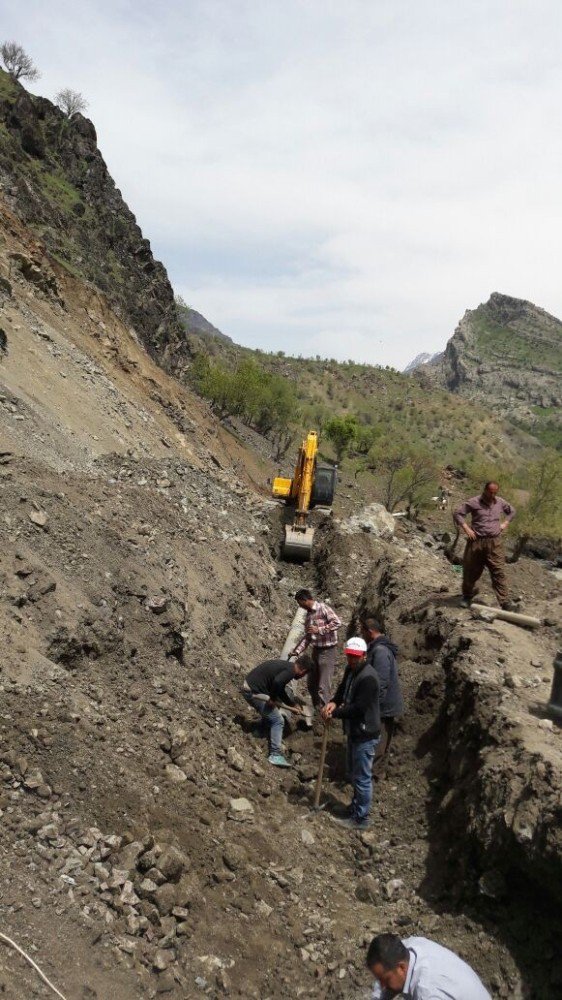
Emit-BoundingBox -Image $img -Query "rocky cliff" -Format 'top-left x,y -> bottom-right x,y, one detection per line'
425,293 -> 562,446
0,68 -> 188,369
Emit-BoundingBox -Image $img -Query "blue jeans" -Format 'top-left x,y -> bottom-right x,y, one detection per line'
346,737 -> 380,822
243,691 -> 284,753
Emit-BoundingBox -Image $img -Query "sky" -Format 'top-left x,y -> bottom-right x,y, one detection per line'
2,0 -> 562,369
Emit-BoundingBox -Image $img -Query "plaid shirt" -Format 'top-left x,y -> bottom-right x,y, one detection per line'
294,601 -> 341,655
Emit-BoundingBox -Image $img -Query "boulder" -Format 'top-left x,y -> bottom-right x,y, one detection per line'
339,503 -> 395,539
157,846 -> 186,883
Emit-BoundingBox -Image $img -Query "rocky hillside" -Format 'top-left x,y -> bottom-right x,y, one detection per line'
422,293 -> 562,449
176,301 -> 233,351
1,71 -> 562,1000
0,68 -> 187,369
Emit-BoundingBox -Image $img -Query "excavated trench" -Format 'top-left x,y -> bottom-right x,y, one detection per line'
305,518 -> 562,999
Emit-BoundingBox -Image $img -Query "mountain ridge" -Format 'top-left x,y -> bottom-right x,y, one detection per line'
421,292 -> 562,449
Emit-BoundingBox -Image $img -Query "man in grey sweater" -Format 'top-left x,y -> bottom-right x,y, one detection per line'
361,617 -> 403,778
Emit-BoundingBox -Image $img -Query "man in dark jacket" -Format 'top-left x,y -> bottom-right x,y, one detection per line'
243,656 -> 311,768
361,617 -> 403,778
322,637 -> 380,829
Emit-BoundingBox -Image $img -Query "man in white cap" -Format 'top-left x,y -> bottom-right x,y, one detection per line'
322,637 -> 381,829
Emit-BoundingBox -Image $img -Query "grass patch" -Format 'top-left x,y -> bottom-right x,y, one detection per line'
39,169 -> 81,212
51,253 -> 83,279
0,68 -> 16,101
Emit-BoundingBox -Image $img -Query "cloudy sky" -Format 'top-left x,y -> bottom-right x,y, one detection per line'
3,1 -> 562,368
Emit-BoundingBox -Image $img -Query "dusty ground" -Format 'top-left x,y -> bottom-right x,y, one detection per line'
1,202 -> 561,999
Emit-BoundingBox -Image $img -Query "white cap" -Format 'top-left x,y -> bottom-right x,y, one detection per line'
344,636 -> 367,657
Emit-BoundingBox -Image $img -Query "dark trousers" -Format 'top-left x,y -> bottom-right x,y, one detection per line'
308,645 -> 337,707
372,717 -> 395,778
462,536 -> 509,605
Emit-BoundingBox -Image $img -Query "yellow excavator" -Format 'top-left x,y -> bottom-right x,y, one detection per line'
271,431 -> 337,561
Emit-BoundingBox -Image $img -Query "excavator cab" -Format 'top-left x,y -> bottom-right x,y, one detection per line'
272,431 -> 337,561
310,464 -> 337,508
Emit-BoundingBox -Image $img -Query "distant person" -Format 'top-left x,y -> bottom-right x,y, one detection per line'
437,486 -> 449,511
453,481 -> 516,610
360,617 -> 403,777
242,656 -> 311,767
291,589 -> 341,708
322,637 -> 380,829
366,933 -> 491,1000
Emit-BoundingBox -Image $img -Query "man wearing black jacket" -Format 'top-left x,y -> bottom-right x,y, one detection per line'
322,637 -> 380,829
243,657 -> 311,768
361,617 -> 404,778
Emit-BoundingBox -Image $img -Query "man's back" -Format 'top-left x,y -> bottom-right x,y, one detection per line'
380,936 -> 491,1000
367,637 -> 403,718
245,659 -> 293,698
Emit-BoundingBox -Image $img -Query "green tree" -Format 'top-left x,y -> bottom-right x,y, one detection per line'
323,415 -> 359,462
508,452 -> 562,562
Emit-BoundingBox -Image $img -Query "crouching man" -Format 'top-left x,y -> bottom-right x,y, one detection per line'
242,655 -> 311,768
366,933 -> 491,999
322,637 -> 380,830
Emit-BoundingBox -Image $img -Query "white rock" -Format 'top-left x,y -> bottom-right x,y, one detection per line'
120,881 -> 140,906
226,747 -> 245,772
29,510 -> 48,527
165,763 -> 187,783
338,503 -> 395,539
228,797 -> 254,814
385,878 -> 405,899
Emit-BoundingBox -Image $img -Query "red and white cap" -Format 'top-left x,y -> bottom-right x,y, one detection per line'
344,637 -> 367,657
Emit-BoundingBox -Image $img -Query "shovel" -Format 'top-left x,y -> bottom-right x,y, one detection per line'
312,720 -> 330,811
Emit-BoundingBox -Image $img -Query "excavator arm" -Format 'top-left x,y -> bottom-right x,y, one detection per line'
272,431 -> 336,561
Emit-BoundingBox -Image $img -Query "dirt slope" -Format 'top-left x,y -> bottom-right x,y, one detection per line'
1,198 -> 562,1000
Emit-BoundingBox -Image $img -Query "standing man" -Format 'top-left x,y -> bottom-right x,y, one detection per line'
366,933 -> 491,999
242,656 -> 311,767
322,637 -> 380,830
453,481 -> 516,610
360,617 -> 403,778
291,589 -> 341,709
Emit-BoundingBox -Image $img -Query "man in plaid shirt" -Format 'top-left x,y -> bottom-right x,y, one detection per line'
291,589 -> 341,708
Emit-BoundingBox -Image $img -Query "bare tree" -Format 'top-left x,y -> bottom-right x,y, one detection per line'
0,41 -> 40,82
366,444 -> 438,513
55,88 -> 88,118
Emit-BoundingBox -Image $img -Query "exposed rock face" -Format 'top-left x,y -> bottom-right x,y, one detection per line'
0,69 -> 188,369
426,293 -> 562,440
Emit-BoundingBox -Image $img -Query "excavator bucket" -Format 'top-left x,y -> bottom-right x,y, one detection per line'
282,525 -> 315,561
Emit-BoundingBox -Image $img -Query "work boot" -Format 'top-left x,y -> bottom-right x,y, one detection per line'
460,596 -> 472,608
268,753 -> 291,768
330,815 -> 372,830
500,601 -> 518,612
